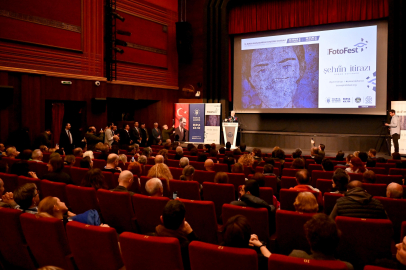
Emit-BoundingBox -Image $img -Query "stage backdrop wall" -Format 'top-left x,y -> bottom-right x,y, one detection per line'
390,101 -> 406,154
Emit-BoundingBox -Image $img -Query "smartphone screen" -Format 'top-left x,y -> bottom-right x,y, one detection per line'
172,191 -> 178,200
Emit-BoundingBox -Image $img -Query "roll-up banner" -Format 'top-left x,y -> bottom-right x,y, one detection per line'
189,104 -> 205,143
390,101 -> 406,155
204,103 -> 221,144
174,103 -> 190,142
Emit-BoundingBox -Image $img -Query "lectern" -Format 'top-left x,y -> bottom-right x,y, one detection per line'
222,122 -> 239,148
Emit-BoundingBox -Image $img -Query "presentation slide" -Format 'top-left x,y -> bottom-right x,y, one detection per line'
233,21 -> 387,114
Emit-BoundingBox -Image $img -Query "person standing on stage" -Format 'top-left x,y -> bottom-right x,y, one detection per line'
59,123 -> 74,155
151,122 -> 162,145
162,124 -> 174,142
385,109 -> 400,153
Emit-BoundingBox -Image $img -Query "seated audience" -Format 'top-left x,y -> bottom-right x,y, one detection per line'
6,146 -> 20,159
252,148 -> 262,162
319,144 -> 326,151
294,192 -> 319,213
0,178 -> 18,208
368,148 -> 377,159
73,147 -> 83,157
358,151 -> 368,162
102,154 -> 122,173
110,170 -> 134,195
187,144 -> 195,152
83,150 -> 95,160
345,154 -> 354,166
179,157 -> 189,168
145,178 -> 163,197
209,149 -> 218,159
214,172 -> 229,183
353,151 -> 360,158
239,143 -> 247,152
180,165 -> 195,181
128,161 -> 142,176
142,147 -> 152,158
345,157 -> 367,174
155,200 -> 198,270
64,155 -> 75,166
218,147 -> 226,154
147,163 -> 173,193
289,213 -> 354,270
292,148 -> 302,159
387,182 -> 403,199
118,154 -> 127,164
366,158 -> 376,167
314,154 -> 323,165
203,144 -> 211,153
225,142 -> 231,151
189,147 -> 198,156
233,148 -> 242,156
321,158 -> 334,171
80,156 -> 93,169
362,170 -> 376,183
80,168 -> 108,190
174,146 -> 184,160
43,156 -> 73,184
330,180 -> 387,220
336,150 -> 345,161
31,149 -> 44,162
331,168 -> 350,194
39,145 -> 48,153
376,157 -> 387,163
155,155 -> 164,164
204,159 -> 214,171
157,149 -> 168,161
252,172 -> 265,187
290,169 -> 323,205
291,158 -> 305,169
13,183 -> 40,213
197,153 -> 207,162
232,162 -> 244,174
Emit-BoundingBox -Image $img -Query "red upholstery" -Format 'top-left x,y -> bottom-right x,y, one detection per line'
214,163 -> 228,172
166,159 -> 179,167
323,193 -> 343,215
402,221 -> 406,240
255,166 -> 280,177
226,173 -> 245,195
375,174 -> 403,185
180,199 -> 218,244
316,179 -> 333,194
65,185 -> 99,214
41,180 -> 68,206
70,167 -> 89,185
169,167 -> 183,180
146,157 -> 155,165
143,164 -> 153,175
66,221 -> 123,270
308,164 -> 323,175
17,176 -> 41,192
0,172 -> 18,193
20,213 -> 75,270
97,189 -> 137,233
279,189 -> 319,212
100,171 -> 114,189
276,210 -> 316,255
132,194 -> 170,233
284,162 -> 293,168
348,173 -> 363,181
202,182 -> 235,222
259,187 -> 274,206
0,157 -> 20,167
282,168 -> 300,177
222,204 -> 269,240
364,266 -> 394,270
120,232 -> 184,270
92,159 -> 106,170
0,208 -> 37,269
170,179 -> 201,200
190,161 -> 205,170
189,241 -> 257,270
268,254 -> 348,270
362,183 -> 387,197
389,168 -> 406,177
140,176 -> 169,197
376,163 -> 396,174
311,170 -> 334,187
194,170 -> 215,184
375,197 -> 406,241
281,176 -> 297,189
42,153 -> 51,163
305,159 -> 316,169
335,216 -> 393,268
118,149 -> 128,155
367,167 -> 387,175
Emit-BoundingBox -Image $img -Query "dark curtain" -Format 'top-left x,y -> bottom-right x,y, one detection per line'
52,103 -> 64,146
228,0 -> 389,34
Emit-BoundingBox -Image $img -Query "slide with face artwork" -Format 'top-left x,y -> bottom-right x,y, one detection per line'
233,21 -> 388,115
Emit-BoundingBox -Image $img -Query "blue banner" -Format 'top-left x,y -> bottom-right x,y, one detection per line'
189,104 -> 205,142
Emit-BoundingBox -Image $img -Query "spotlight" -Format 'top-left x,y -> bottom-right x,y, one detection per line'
117,30 -> 131,36
112,12 -> 125,22
115,39 -> 128,47
113,47 -> 124,54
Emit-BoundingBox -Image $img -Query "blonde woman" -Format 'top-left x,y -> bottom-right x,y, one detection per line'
294,192 -> 318,213
147,163 -> 173,192
238,153 -> 254,168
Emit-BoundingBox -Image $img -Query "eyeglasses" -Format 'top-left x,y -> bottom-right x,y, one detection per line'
33,190 -> 40,197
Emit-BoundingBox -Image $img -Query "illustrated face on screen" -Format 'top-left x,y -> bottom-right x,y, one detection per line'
249,47 -> 300,108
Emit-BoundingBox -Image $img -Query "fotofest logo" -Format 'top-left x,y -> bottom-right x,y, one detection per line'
332,98 -> 341,103
366,71 -> 376,92
327,38 -> 368,55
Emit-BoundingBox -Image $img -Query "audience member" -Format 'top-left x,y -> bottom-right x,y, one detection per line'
85,126 -> 104,151
155,155 -> 164,164
319,144 -> 326,151
368,148 -> 377,159
231,180 -> 275,213
6,147 -> 19,159
127,161 -> 142,178
43,156 -> 73,184
310,147 -> 319,158
387,182 -> 403,199
291,158 -> 305,169
189,147 -> 198,156
292,148 -> 302,159
147,163 -> 173,193
80,156 -> 93,169
157,149 -> 168,161
179,157 -> 189,168
345,157 -> 367,173
331,168 -> 350,194
13,183 -> 40,213
174,146 -> 184,160
64,155 -> 75,166
353,151 -> 360,158
362,170 -> 376,183
252,148 -> 262,162
233,148 -> 242,156
321,158 -> 334,171
314,154 -> 323,165
358,151 -> 368,162
330,180 -> 387,220
225,142 -> 231,151
0,178 -> 18,208
110,170 -> 134,195
204,159 -> 215,172
214,172 -> 229,183
336,150 -> 345,161
294,192 -> 318,213
219,147 -> 226,154
232,162 -> 244,174
239,143 -> 247,152
102,154 -> 122,173
145,178 -> 163,197
180,165 -> 195,181
209,149 -> 218,158
83,150 -> 95,160
366,158 -> 376,167
290,169 -> 323,205
345,154 -> 354,166
20,149 -> 32,160
81,168 -> 108,190
73,147 -> 83,157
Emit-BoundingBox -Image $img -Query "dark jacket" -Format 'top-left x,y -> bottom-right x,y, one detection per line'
43,171 -> 73,185
85,132 -> 104,151
174,153 -> 184,160
120,129 -> 132,146
151,128 -> 161,145
162,127 -> 174,141
33,132 -> 51,149
110,185 -> 134,196
130,127 -> 141,143
289,250 -> 354,270
330,187 -> 387,220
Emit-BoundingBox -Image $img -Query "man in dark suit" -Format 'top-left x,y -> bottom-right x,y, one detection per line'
140,123 -> 149,147
151,122 -> 162,145
120,124 -> 132,147
130,121 -> 141,145
59,123 -> 74,154
175,117 -> 188,142
33,129 -> 52,149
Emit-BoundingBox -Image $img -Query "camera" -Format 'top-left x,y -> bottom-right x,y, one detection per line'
95,81 -> 100,86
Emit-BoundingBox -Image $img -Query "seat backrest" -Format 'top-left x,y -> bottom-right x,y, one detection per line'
308,164 -> 323,175
226,173 -> 245,194
364,266 -> 393,270
202,182 -> 235,222
389,168 -> 406,177
169,167 -> 183,180
1,157 -> 20,167
180,199 -> 218,244
213,163 -> 228,172
279,189 -> 319,211
170,180 -> 201,200
348,173 -> 364,181
222,204 -> 269,240
268,254 -> 348,270
362,183 -> 387,197
402,221 -> 406,240
119,232 -> 184,270
376,163 -> 396,174
41,180 -> 68,206
0,208 -> 37,269
189,161 -> 205,170
65,185 -> 99,214
367,167 -> 387,175
97,189 -> 136,233
259,187 -> 274,206
194,170 -> 216,184
375,174 -> 403,185
92,159 -> 107,170
189,241 -> 258,270
281,176 -> 297,189
335,216 -> 393,268
100,171 -> 115,189
17,176 -> 41,192
66,221 -> 123,270
166,159 -> 179,168
131,194 -> 170,234
20,213 -> 75,270
276,210 -> 316,255
323,193 -> 344,215
316,179 -> 333,195
311,170 -> 334,187
143,164 -> 153,175
375,197 -> 406,241
282,168 -> 300,177
0,172 -> 18,193
70,167 -> 89,185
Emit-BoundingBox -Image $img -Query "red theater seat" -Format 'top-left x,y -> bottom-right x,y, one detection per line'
70,167 -> 89,185
119,232 -> 184,270
189,241 -> 258,270
308,164 -> 323,175
41,180 -> 68,206
348,173 -> 363,181
101,171 -> 115,189
268,254 -> 348,270
282,168 -> 300,177
169,167 -> 183,180
214,163 -> 228,172
389,168 -> 406,177
376,163 -> 396,174
362,183 -> 387,197
0,172 -> 18,193
20,213 -> 76,270
316,179 -> 333,195
323,193 -> 343,215
281,176 -> 297,189
203,182 -> 235,222
92,159 -> 106,170
194,170 -> 215,184
374,197 -> 406,241
367,167 -> 387,175
311,170 -> 334,187
166,159 -> 179,167
259,187 -> 274,206
66,221 -> 123,270
375,174 -> 403,185
190,161 -> 205,170
65,185 -> 99,214
279,189 -> 319,212
170,179 -> 201,200
17,176 -> 41,192
226,173 -> 245,195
